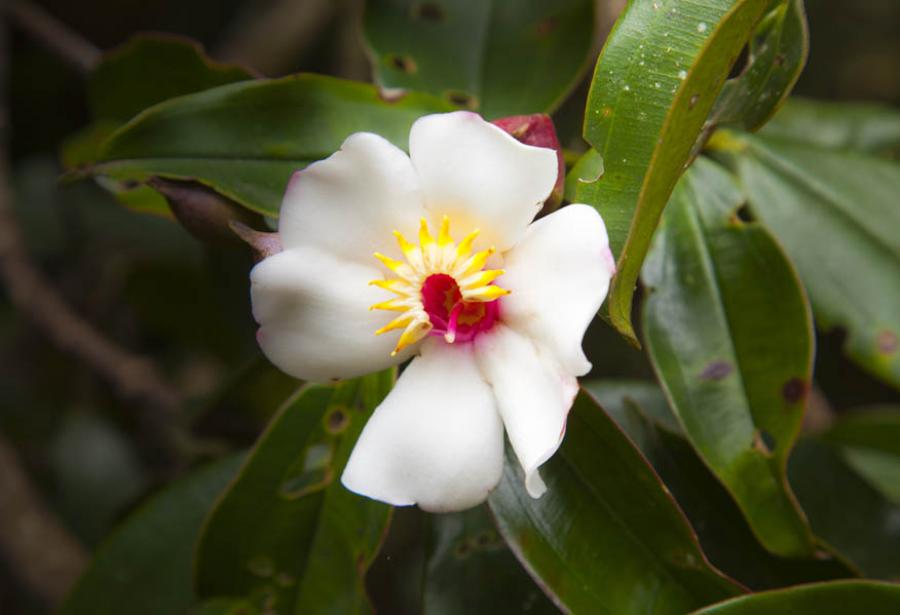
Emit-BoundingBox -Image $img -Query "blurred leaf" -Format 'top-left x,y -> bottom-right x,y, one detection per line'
759,97 -> 900,156
709,0 -> 808,131
577,0 -> 770,343
194,372 -> 394,614
694,581 -> 900,614
424,505 -> 557,614
86,75 -> 452,217
363,0 -> 595,118
731,134 -> 900,388
821,408 -> 900,505
789,439 -> 900,580
642,158 -> 817,557
192,598 -> 258,615
61,455 -> 244,615
488,390 -> 743,614
51,414 -> 146,545
587,380 -> 854,589
88,34 -> 253,123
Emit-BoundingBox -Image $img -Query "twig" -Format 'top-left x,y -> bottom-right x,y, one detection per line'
0,432 -> 89,608
5,0 -> 100,75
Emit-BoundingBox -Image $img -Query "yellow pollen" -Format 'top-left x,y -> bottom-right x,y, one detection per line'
368,217 -> 507,355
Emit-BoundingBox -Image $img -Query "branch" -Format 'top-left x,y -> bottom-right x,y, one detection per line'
0,433 -> 89,608
5,0 -> 101,75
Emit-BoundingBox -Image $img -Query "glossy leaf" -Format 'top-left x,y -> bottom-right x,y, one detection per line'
694,581 -> 900,615
194,372 -> 394,614
586,380 -> 853,590
821,408 -> 900,505
489,390 -> 743,614
86,75 -> 452,217
642,158 -> 817,557
88,34 -> 253,123
363,0 -> 595,118
577,0 -> 770,342
563,147 -> 603,204
61,455 -> 244,615
709,0 -> 808,131
730,133 -> 900,388
759,97 -> 900,156
424,505 -> 557,614
789,439 -> 900,580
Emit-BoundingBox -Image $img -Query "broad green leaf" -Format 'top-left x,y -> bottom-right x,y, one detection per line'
789,439 -> 900,580
87,75 -> 452,217
577,0 -> 770,343
586,380 -> 854,590
424,505 -> 557,614
194,372 -> 394,614
61,455 -> 244,615
192,598 -> 259,615
730,133 -> 900,388
822,408 -> 900,505
709,0 -> 808,131
694,581 -> 900,615
488,390 -> 743,614
363,0 -> 595,118
642,158 -> 817,557
563,148 -> 603,204
759,97 -> 900,156
88,34 -> 253,123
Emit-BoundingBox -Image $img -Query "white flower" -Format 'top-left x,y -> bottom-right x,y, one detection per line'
250,111 -> 615,512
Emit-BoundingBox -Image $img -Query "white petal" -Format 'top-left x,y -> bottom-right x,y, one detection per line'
278,132 -> 425,264
475,325 -> 578,498
341,340 -> 504,512
409,112 -> 558,252
499,204 -> 615,376
251,247 -> 413,382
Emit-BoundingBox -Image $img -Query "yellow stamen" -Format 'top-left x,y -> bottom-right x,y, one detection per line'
462,285 -> 511,302
459,269 -> 505,290
368,279 -> 413,295
392,317 -> 432,355
375,313 -> 415,336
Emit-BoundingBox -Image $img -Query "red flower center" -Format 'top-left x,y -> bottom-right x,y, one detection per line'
421,273 -> 499,343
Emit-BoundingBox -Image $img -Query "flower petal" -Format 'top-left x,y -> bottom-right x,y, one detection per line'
251,247 -> 413,382
499,204 -> 615,376
279,132 -> 425,264
341,340 -> 504,512
409,111 -> 558,252
475,325 -> 578,497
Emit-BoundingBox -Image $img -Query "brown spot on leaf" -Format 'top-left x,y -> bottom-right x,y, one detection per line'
325,407 -> 351,434
781,378 -> 808,404
412,2 -> 445,21
445,90 -> 478,109
387,54 -> 417,74
877,330 -> 898,354
454,540 -> 472,558
535,17 -> 558,38
700,360 -> 733,381
689,94 -> 700,109
773,53 -> 786,67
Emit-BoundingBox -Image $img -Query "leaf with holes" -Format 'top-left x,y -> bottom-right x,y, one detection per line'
194,372 -> 394,614
728,133 -> 900,388
363,0 -> 595,118
709,0 -> 808,132
488,390 -> 743,614
586,380 -> 854,590
82,75 -> 452,217
642,158 -> 818,557
423,505 -> 557,614
60,455 -> 244,615
789,438 -> 900,580
694,581 -> 900,615
576,0 -> 771,344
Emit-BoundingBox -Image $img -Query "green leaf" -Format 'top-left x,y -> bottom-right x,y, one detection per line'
822,408 -> 900,505
693,581 -> 900,615
87,75 -> 452,217
759,97 -> 900,156
192,598 -> 259,615
61,455 -> 244,615
586,380 -> 854,590
730,133 -> 900,388
789,439 -> 900,580
642,158 -> 817,557
194,372 -> 394,614
88,34 -> 253,123
709,0 -> 808,131
363,0 -> 595,118
488,390 -> 743,614
577,0 -> 770,343
424,505 -> 557,614
563,147 -> 603,204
